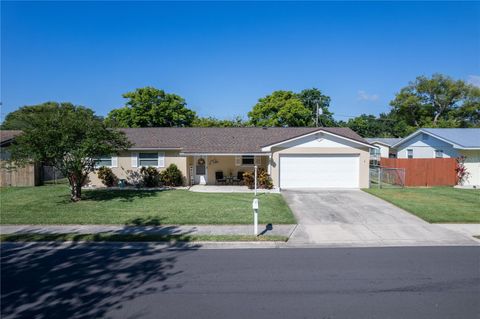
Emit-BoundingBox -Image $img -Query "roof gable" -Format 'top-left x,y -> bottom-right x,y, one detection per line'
365,138 -> 402,147
393,128 -> 480,149
0,130 -> 22,146
261,129 -> 374,151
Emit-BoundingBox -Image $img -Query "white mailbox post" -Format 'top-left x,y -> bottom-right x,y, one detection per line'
252,198 -> 259,236
254,165 -> 258,196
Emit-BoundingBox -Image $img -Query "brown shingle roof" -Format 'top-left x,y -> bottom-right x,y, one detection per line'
121,127 -> 370,153
0,130 -> 22,145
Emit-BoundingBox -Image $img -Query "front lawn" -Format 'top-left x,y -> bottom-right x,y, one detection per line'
364,187 -> 480,223
0,185 -> 295,225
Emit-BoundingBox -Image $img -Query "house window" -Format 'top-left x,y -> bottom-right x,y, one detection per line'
435,150 -> 444,158
96,156 -> 112,167
370,148 -> 380,156
139,153 -> 158,167
407,149 -> 413,159
241,155 -> 255,165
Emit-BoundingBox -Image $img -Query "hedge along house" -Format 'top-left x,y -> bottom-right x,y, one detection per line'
88,127 -> 374,189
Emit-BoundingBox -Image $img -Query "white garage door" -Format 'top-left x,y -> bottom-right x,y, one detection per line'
280,154 -> 360,188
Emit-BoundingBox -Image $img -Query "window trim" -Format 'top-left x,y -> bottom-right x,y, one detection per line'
434,149 -> 444,158
95,155 -> 115,168
138,152 -> 159,167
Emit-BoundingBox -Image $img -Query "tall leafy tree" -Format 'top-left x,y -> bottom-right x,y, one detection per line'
390,74 -> 480,128
192,116 -> 247,127
339,114 -> 386,138
8,103 -> 131,201
105,87 -> 196,127
248,91 -> 313,127
339,113 -> 413,138
296,88 -> 335,126
1,102 -> 61,130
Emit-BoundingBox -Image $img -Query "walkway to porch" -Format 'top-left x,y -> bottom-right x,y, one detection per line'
188,185 -> 279,193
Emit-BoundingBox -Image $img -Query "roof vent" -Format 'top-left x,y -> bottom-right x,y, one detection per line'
262,126 -> 267,130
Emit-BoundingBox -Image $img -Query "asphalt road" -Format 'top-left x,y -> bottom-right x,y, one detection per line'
1,244 -> 479,319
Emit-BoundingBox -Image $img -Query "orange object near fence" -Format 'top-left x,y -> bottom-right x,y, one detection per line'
380,158 -> 458,187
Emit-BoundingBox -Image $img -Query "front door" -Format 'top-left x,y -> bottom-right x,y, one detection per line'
194,156 -> 208,185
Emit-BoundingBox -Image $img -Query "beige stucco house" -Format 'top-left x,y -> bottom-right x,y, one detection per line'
88,127 -> 373,189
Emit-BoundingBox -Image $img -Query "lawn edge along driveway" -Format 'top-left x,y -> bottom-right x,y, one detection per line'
0,233 -> 289,243
363,187 -> 480,224
0,185 -> 295,225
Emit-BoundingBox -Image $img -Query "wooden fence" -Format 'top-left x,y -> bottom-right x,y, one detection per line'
380,158 -> 458,187
0,161 -> 41,187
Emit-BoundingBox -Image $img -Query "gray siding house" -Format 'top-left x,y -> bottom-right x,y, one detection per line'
391,128 -> 480,187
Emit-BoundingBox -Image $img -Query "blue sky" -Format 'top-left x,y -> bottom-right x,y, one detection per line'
2,1 -> 479,122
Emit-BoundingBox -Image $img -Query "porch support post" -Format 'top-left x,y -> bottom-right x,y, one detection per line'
267,154 -> 272,175
254,165 -> 258,197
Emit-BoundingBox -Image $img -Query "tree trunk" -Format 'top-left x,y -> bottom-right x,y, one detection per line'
68,174 -> 83,202
433,112 -> 441,126
71,182 -> 82,201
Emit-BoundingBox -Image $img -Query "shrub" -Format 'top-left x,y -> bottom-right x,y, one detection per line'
97,166 -> 118,187
243,168 -> 273,189
160,164 -> 184,186
140,167 -> 161,187
455,156 -> 470,185
243,171 -> 254,189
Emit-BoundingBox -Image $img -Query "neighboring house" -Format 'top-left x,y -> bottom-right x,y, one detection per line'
0,130 -> 22,160
392,128 -> 480,186
88,127 -> 374,189
0,130 -> 41,187
365,138 -> 401,165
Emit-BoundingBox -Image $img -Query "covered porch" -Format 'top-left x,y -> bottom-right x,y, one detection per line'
185,154 -> 270,186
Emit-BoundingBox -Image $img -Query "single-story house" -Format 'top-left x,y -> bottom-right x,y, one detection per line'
392,128 -> 480,186
365,138 -> 402,163
0,130 -> 22,160
0,130 -> 41,187
88,127 -> 374,189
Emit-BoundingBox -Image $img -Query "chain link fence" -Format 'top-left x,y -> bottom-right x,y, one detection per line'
370,167 -> 405,188
41,166 -> 66,184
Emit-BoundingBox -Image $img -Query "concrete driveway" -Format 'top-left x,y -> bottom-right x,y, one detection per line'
283,189 -> 478,247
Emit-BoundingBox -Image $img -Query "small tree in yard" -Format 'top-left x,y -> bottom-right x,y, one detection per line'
9,102 -> 131,201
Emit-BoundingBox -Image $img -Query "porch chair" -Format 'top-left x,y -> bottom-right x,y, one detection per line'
233,171 -> 244,185
215,171 -> 226,185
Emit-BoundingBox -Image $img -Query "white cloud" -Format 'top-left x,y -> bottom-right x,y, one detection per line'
357,90 -> 379,102
467,75 -> 480,88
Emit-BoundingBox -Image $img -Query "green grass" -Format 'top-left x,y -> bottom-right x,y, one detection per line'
0,185 -> 295,225
0,233 -> 288,242
363,187 -> 480,223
